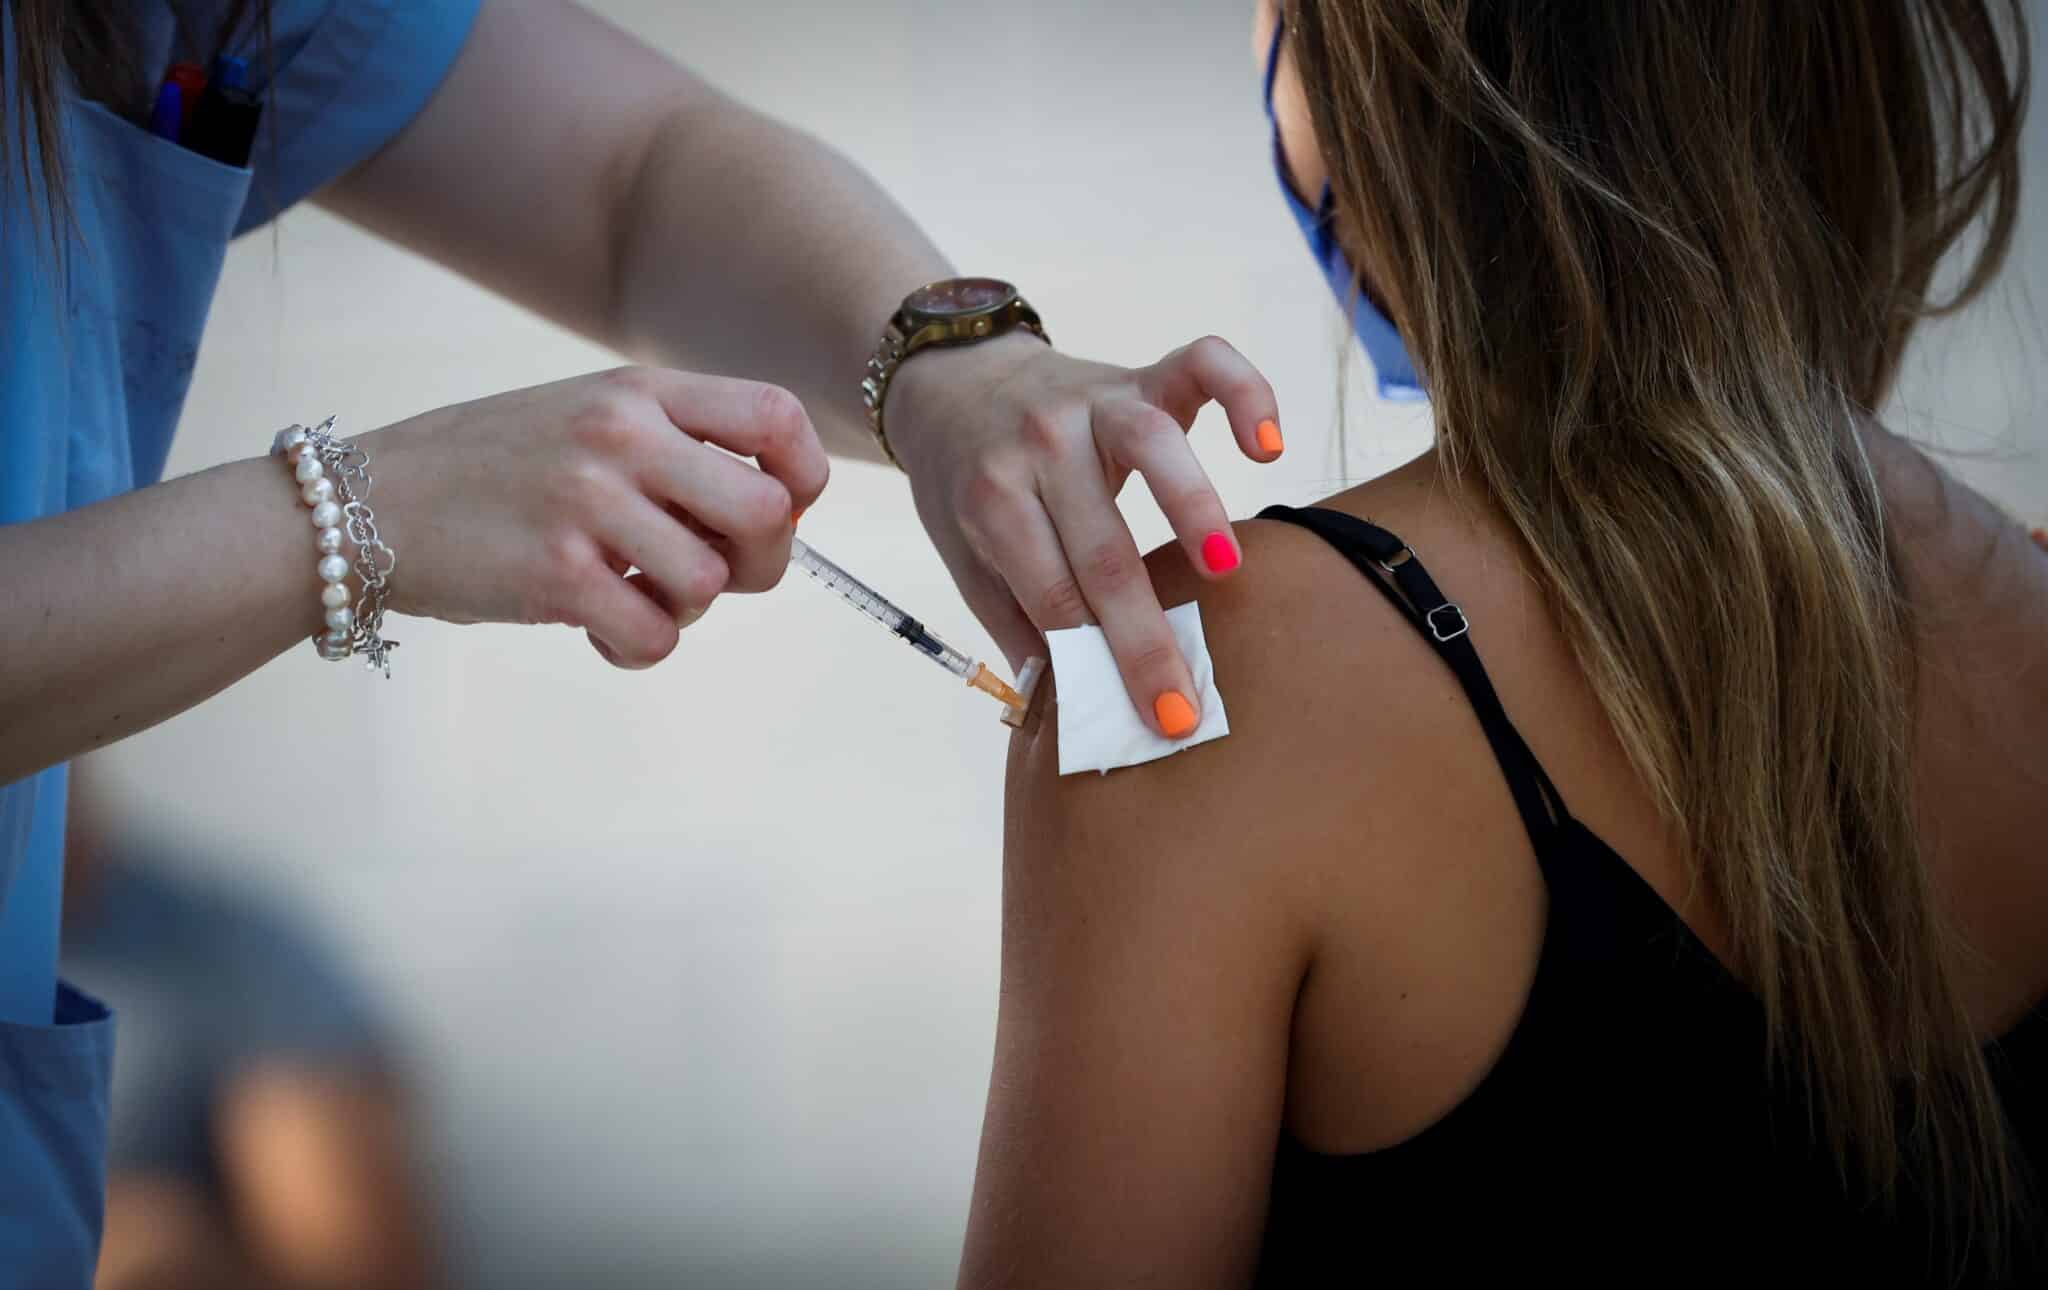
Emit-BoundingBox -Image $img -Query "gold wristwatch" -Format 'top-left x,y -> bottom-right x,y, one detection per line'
861,277 -> 1050,468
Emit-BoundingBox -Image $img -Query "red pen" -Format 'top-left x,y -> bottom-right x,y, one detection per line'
167,62 -> 208,134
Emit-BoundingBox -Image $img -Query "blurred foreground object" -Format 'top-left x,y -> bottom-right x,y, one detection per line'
63,765 -> 441,1290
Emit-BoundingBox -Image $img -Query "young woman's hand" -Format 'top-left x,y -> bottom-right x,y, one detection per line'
884,335 -> 1282,737
366,367 -> 829,668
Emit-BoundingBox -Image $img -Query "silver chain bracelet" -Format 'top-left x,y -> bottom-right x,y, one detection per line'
272,417 -> 399,676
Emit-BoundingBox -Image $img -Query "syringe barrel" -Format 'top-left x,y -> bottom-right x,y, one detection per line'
789,538 -> 907,633
789,537 -> 977,682
926,635 -> 976,678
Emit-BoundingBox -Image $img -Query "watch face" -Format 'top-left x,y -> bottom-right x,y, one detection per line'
905,277 -> 1015,318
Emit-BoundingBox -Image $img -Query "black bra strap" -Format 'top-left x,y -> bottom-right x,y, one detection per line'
1258,504 -> 1570,850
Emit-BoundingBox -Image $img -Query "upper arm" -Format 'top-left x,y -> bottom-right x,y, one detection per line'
958,540 -> 1328,1290
317,0 -> 717,339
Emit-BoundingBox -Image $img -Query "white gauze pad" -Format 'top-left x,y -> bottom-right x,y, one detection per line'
1045,601 -> 1231,776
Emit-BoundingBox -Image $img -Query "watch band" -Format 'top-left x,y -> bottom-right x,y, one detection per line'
861,290 -> 1050,470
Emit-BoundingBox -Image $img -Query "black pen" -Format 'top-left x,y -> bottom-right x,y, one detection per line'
187,56 -> 262,168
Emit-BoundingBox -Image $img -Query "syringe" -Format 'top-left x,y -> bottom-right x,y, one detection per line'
788,536 -> 1026,712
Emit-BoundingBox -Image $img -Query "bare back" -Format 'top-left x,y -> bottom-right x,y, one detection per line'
1271,432 -> 2048,1156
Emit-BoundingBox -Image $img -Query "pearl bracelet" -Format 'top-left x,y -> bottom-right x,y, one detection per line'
271,418 -> 399,675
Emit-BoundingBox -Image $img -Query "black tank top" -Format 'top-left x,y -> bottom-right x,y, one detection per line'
1253,505 -> 2047,1286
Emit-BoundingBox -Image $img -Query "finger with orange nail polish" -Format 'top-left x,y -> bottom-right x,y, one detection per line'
1154,690 -> 1199,739
1256,419 -> 1284,457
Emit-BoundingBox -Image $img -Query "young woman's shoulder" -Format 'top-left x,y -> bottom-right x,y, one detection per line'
971,465 -> 1545,1285
975,460 -> 1585,1273
1000,457 -> 1555,989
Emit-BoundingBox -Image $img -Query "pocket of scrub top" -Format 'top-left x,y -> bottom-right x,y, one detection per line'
63,99 -> 253,501
0,983 -> 115,1290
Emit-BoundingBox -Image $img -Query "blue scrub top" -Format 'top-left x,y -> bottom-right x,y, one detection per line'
0,1 -> 479,1283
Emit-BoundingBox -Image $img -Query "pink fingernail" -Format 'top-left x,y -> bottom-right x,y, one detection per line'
1201,532 -> 1240,574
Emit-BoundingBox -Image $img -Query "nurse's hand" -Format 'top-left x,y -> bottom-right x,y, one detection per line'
883,335 -> 1281,738
365,367 -> 829,668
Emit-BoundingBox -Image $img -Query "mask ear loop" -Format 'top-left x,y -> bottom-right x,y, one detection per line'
1268,4 -> 1369,480
1266,9 -> 1341,263
1262,9 -> 1286,114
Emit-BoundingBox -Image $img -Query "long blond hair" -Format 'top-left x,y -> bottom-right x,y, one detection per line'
1290,0 -> 2029,1258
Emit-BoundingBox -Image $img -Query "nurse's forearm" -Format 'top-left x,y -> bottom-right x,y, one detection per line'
607,96 -> 952,461
0,459 -> 318,785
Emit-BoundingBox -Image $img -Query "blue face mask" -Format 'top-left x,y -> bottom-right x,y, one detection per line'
1264,19 -> 1426,402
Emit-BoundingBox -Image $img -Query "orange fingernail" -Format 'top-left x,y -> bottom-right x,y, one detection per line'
1256,419 -> 1284,456
792,506 -> 806,525
1154,690 -> 1198,739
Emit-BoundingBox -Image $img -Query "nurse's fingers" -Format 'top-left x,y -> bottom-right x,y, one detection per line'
582,489 -> 730,667
1136,336 -> 1284,463
619,368 -> 831,515
641,430 -> 795,594
1035,449 -> 1200,740
576,567 -> 684,670
1092,398 -> 1241,582
586,572 -> 708,665
962,471 -> 1097,638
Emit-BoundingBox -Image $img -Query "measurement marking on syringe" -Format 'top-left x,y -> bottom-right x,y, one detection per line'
788,537 -> 1026,711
